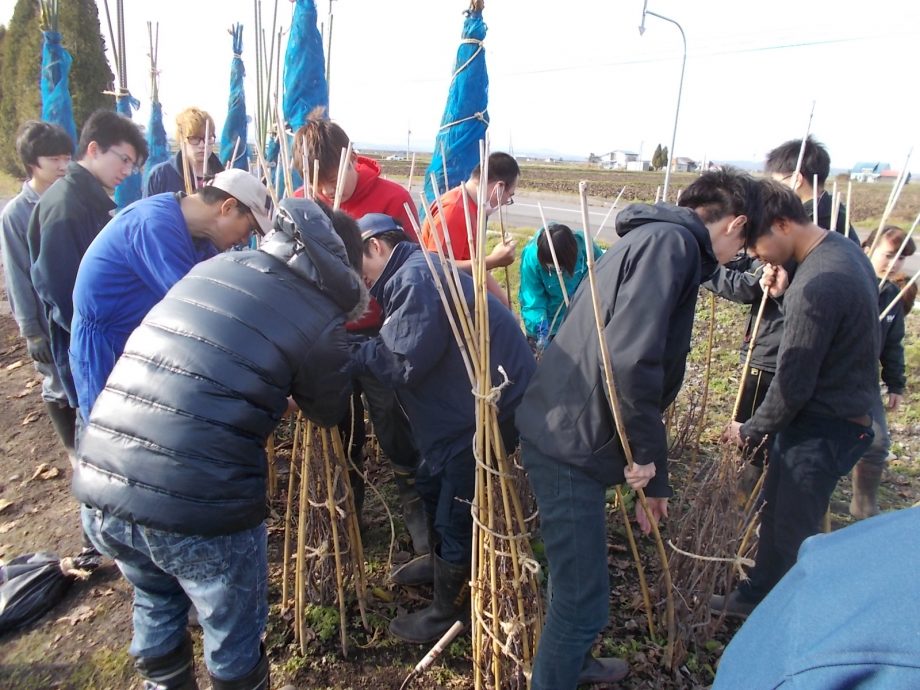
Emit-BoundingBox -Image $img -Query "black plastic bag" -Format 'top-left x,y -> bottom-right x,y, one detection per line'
0,552 -> 94,635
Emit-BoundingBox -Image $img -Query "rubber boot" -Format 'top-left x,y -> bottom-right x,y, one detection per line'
135,633 -> 198,690
850,460 -> 883,519
390,547 -> 434,587
209,645 -> 269,690
393,469 -> 431,556
45,400 -> 76,454
577,653 -> 629,685
389,552 -> 469,644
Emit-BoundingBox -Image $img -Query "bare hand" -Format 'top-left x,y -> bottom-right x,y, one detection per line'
487,239 -> 517,268
283,397 -> 298,418
636,497 -> 668,535
888,393 -> 903,412
624,461 -> 656,491
721,421 -> 744,447
760,263 -> 789,298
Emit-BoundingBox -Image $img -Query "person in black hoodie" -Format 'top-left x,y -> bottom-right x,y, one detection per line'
144,107 -> 223,196
352,222 -> 535,645
75,197 -> 365,690
704,137 -> 859,488
515,169 -> 762,690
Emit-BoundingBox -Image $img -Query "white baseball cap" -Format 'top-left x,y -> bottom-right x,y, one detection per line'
209,169 -> 274,236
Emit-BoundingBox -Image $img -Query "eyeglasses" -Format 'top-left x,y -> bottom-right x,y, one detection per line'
187,136 -> 216,146
106,148 -> 140,175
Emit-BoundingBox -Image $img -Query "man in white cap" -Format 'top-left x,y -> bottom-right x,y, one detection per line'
70,168 -> 273,423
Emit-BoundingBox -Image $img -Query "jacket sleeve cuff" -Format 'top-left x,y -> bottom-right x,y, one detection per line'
739,422 -> 765,447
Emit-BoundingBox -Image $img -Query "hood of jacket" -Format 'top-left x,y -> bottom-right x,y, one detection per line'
346,156 -> 383,206
369,241 -> 421,303
260,197 -> 369,320
615,202 -> 718,282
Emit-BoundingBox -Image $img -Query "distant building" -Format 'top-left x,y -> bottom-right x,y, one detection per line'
597,149 -> 640,170
850,162 -> 891,183
671,156 -> 698,173
625,160 -> 651,172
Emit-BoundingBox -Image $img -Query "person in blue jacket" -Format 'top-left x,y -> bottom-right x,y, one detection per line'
518,222 -> 603,348
144,107 -> 223,196
70,169 -> 273,423
713,507 -> 920,689
352,224 -> 535,645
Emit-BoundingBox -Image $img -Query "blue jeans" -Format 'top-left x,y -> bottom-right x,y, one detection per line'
523,440 -> 610,690
740,413 -> 873,602
81,507 -> 267,681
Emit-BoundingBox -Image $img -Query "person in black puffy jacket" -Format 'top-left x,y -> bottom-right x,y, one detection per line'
74,197 -> 366,690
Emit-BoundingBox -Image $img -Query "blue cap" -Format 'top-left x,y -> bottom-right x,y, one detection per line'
358,213 -> 403,241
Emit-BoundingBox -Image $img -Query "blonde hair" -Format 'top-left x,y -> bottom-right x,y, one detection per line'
175,107 -> 215,141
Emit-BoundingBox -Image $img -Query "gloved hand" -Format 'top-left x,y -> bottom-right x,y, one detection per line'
26,336 -> 52,364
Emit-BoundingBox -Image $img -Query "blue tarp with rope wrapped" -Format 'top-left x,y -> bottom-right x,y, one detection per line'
39,29 -> 77,150
221,24 -> 249,170
423,2 -> 490,207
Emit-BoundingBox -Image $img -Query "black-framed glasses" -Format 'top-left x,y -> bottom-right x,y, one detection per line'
106,148 -> 140,175
187,136 -> 216,146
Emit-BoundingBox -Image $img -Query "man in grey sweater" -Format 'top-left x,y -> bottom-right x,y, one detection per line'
715,179 -> 878,617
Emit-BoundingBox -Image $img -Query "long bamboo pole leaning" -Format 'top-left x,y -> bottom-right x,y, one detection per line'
594,185 -> 627,240
867,147 -> 913,258
845,180 -> 853,240
578,180 -> 676,663
537,202 -> 570,308
880,266 -> 920,321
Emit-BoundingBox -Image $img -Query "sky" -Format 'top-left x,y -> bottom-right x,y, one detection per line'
1,0 -> 918,170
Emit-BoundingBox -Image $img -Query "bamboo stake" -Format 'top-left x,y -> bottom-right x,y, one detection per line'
295,421 -> 311,653
654,185 -> 661,204
579,180 -> 675,660
254,143 -> 280,208
266,431 -> 277,497
868,148 -> 913,258
829,180 -> 839,233
281,413 -> 302,611
406,152 -> 416,193
845,181 -> 853,240
880,267 -> 920,320
320,429 -> 349,657
497,203 -> 513,309
877,211 -> 920,288
300,135 -> 311,199
329,430 -> 368,630
616,486 -> 656,638
536,202 -> 570,307
594,185 -> 627,240
227,136 -> 242,171
333,143 -> 353,210
812,175 -> 819,225
692,293 -> 718,464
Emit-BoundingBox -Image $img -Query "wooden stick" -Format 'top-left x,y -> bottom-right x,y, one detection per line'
845,180 -> 853,240
594,186 -> 627,240
731,288 -> 770,421
877,211 -> 920,288
579,180 -> 675,660
880,267 -> 920,320
320,429 -> 349,657
227,136 -> 242,171
406,152 -> 416,193
829,180 -> 839,233
281,413 -> 301,612
333,142 -> 353,210
295,420 -> 311,653
313,159 -> 320,204
812,175 -> 819,225
300,135 -> 311,198
654,185 -> 661,204
497,202 -> 513,309
616,485 -> 656,638
868,148 -> 913,258
537,202 -> 570,307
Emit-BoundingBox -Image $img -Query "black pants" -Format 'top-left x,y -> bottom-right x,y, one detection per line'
735,365 -> 774,466
739,413 -> 873,602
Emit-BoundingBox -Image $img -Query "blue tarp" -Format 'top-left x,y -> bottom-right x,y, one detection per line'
220,24 -> 249,170
114,94 -> 142,209
423,8 -> 490,207
282,0 -> 328,129
40,30 -> 77,149
143,101 -> 169,189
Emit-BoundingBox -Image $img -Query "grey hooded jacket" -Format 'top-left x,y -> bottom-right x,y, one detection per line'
72,198 -> 367,536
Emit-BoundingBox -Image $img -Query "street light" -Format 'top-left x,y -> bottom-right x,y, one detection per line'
639,0 -> 686,203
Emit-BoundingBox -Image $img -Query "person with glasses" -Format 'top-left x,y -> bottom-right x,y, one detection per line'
26,109 -> 147,564
70,169 -> 273,425
145,107 -> 223,197
420,151 -> 519,308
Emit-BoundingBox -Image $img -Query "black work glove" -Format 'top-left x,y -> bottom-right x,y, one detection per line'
26,336 -> 52,364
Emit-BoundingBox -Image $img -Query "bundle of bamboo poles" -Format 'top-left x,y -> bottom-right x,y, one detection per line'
400,146 -> 543,687
279,414 -> 368,657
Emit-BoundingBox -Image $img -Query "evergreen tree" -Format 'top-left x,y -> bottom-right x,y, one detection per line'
652,143 -> 663,171
661,146 -> 669,172
0,0 -> 114,175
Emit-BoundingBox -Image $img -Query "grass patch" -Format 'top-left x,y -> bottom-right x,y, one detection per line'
0,170 -> 22,198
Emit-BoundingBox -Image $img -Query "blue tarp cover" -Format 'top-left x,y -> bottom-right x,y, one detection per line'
40,30 -> 77,149
220,24 -> 249,170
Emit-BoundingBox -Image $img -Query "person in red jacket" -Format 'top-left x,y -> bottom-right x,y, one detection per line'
292,107 -> 418,242
290,110 -> 430,563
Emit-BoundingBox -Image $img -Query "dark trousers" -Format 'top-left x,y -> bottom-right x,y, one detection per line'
735,365 -> 774,466
414,416 -> 517,565
740,413 -> 873,602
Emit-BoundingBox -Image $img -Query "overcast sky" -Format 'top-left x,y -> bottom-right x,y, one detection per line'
1,0 -> 918,170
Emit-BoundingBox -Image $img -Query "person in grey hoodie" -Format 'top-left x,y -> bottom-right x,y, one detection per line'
516,169 -> 762,690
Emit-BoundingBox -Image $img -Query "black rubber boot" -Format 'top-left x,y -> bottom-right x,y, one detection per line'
577,653 -> 629,685
209,645 -> 269,690
389,552 -> 469,644
45,400 -> 76,454
392,468 -> 431,556
390,550 -> 434,587
135,633 -> 198,690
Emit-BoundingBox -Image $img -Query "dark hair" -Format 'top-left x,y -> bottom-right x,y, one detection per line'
198,186 -> 253,218
76,109 -> 148,165
362,230 -> 410,256
331,211 -> 363,272
471,152 -> 520,186
742,179 -> 809,245
292,106 -> 350,182
678,167 -> 762,235
537,224 -> 578,275
863,226 -> 916,257
15,121 -> 73,177
894,273 -> 918,314
765,136 -> 831,188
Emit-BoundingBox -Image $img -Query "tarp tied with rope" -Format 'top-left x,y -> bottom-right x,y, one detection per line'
40,30 -> 77,149
423,2 -> 490,206
144,23 -> 168,189
283,0 -> 329,130
221,24 -> 249,170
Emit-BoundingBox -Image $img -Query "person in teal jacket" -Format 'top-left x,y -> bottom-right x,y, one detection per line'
519,223 -> 603,347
